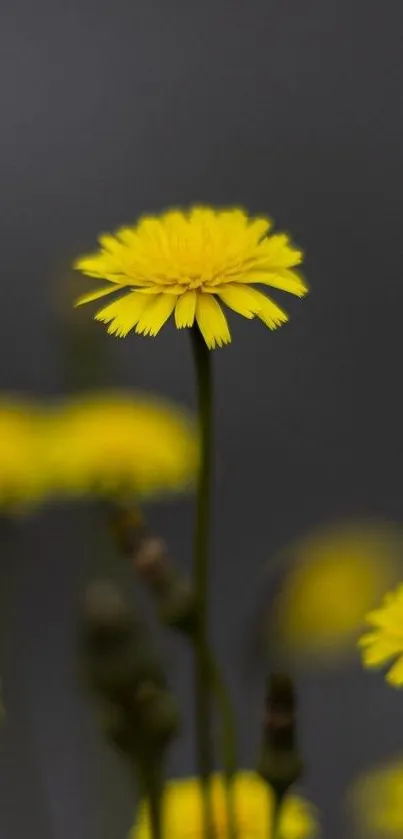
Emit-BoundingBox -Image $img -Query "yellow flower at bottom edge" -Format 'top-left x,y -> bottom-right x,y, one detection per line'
0,400 -> 48,512
73,206 -> 307,349
132,772 -> 318,839
46,391 -> 199,500
359,583 -> 403,687
270,522 -> 399,662
350,758 -> 403,837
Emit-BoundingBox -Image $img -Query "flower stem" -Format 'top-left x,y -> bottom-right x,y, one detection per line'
139,758 -> 163,839
190,325 -> 216,839
271,789 -> 285,839
207,653 -> 238,839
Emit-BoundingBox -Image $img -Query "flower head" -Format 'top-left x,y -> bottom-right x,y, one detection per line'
132,772 -> 318,839
270,523 -> 399,663
46,391 -> 198,500
0,400 -> 48,511
350,758 -> 403,837
359,583 -> 403,687
74,206 -> 307,349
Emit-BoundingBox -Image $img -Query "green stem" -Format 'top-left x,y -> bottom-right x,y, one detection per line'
190,325 -> 215,839
207,653 -> 238,839
271,788 -> 285,839
139,758 -> 163,839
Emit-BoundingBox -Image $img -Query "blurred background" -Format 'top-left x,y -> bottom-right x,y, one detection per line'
1,1 -> 403,837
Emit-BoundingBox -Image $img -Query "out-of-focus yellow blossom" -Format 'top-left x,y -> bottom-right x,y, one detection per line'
0,400 -> 48,511
350,758 -> 403,837
359,583 -> 403,687
46,391 -> 198,499
74,206 -> 307,349
270,523 -> 400,662
132,772 -> 318,839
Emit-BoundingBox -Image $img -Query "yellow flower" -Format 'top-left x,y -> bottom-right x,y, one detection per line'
132,772 -> 318,839
46,391 -> 198,499
359,583 -> 403,687
74,206 -> 307,349
0,400 -> 47,511
270,523 -> 399,662
350,758 -> 403,837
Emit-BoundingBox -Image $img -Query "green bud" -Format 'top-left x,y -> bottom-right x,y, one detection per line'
257,672 -> 304,796
81,581 -> 133,641
79,580 -> 166,702
96,701 -> 139,758
257,748 -> 303,793
134,683 -> 180,748
157,580 -> 197,636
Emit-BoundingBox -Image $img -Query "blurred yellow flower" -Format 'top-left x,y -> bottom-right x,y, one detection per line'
0,400 -> 47,511
359,583 -> 403,687
74,206 -> 307,349
47,391 -> 198,499
350,758 -> 403,837
132,772 -> 318,839
270,523 -> 399,661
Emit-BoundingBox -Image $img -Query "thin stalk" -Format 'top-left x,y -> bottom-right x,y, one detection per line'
271,789 -> 285,839
139,758 -> 163,839
207,653 -> 238,839
190,325 -> 216,839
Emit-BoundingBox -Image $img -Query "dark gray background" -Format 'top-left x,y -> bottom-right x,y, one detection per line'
1,0 -> 403,837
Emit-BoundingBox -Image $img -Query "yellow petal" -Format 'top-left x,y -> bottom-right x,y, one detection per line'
218,283 -> 265,318
361,638 -> 402,667
136,284 -> 185,295
386,656 -> 403,687
243,216 -> 272,244
73,253 -> 125,283
358,632 -> 378,648
175,291 -> 197,328
75,284 -> 121,307
98,233 -> 127,254
256,294 -> 288,329
73,253 -> 107,277
132,772 -> 317,839
196,294 -> 231,349
74,248 -> 151,287
95,291 -> 151,337
257,233 -> 304,268
135,293 -> 177,337
243,268 -> 308,297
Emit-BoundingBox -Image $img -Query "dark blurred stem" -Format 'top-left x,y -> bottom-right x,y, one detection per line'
139,758 -> 163,839
190,326 -> 216,839
271,789 -> 285,839
207,653 -> 238,839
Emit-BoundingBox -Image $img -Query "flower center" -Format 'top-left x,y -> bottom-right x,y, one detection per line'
187,276 -> 205,290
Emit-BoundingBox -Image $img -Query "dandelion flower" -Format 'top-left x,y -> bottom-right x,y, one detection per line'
132,772 -> 318,839
74,206 -> 307,349
271,523 -> 399,662
46,391 -> 198,500
0,400 -> 48,511
350,758 -> 403,837
359,583 -> 403,687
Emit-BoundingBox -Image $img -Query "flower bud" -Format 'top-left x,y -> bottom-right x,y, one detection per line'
109,506 -> 146,558
82,581 -> 133,640
134,537 -> 169,585
79,580 -> 165,702
157,579 -> 197,635
257,673 -> 303,795
130,535 -> 197,636
134,682 -> 180,748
